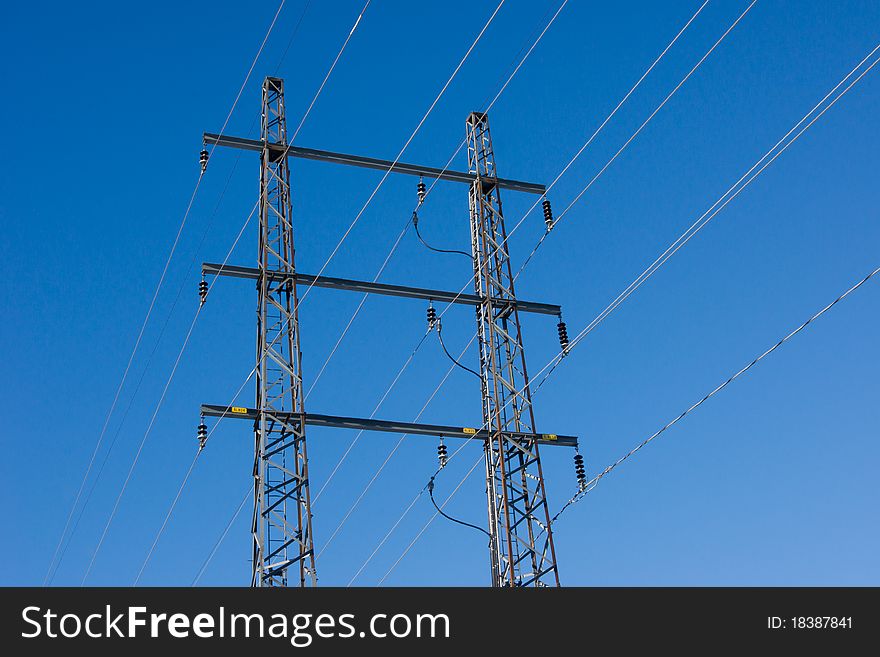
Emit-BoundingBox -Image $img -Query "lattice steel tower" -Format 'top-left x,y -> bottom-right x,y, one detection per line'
200,77 -> 577,588
467,112 -> 559,587
252,77 -> 316,587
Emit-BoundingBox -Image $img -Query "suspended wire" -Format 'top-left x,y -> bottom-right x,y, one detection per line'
291,0 -> 506,314
47,145 -> 251,586
317,333 -> 478,558
311,329 -> 431,502
192,488 -> 250,586
126,6 -> 376,584
273,0 -> 313,75
407,0 -> 574,247
290,0 -> 370,143
304,219 -> 414,401
43,0 -> 288,587
301,0 -> 573,512
344,1 -> 721,578
529,45 -> 880,394
378,454 -> 484,586
412,211 -> 472,258
436,322 -> 482,380
133,450 -> 200,585
548,262 -> 880,525
428,476 -> 490,538
80,203 -> 256,584
133,362 -> 259,585
433,0 -> 752,331
364,36 -> 880,583
347,431 -> 474,585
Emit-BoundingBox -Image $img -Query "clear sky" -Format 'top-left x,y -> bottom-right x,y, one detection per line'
1,0 -> 878,587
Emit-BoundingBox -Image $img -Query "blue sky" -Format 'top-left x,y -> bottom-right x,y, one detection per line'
1,0 -> 878,586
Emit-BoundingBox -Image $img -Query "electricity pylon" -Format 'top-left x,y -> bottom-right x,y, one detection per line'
252,77 -> 316,587
199,77 -> 575,587
467,112 -> 559,587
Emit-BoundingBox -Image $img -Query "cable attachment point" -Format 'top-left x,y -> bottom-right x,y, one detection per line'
437,441 -> 448,469
199,148 -> 209,174
197,418 -> 208,451
198,277 -> 209,306
557,318 -> 569,354
417,176 -> 427,205
574,453 -> 586,492
542,197 -> 554,231
427,302 -> 438,332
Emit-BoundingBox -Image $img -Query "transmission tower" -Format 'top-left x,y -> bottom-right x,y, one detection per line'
199,77 -> 576,587
467,112 -> 559,587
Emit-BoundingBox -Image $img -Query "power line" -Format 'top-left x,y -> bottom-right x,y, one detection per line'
316,333 -> 479,558
47,135 -> 252,586
434,0 -> 752,330
532,43 -> 880,390
436,322 -> 481,380
298,0 -> 575,509
43,0 -> 288,586
192,488 -> 249,586
81,203 -> 256,584
290,0 -> 507,313
428,476 -> 490,538
347,428 -> 475,585
364,38 -> 880,580
549,262 -> 880,524
109,3 -> 374,585
342,1 -> 728,577
311,330 -> 431,502
377,454 -> 484,586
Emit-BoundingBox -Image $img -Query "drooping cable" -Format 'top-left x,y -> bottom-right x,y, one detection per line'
528,45 -> 880,394
191,488 -> 250,586
548,261 -> 880,526
291,0 -> 506,314
80,203 -> 256,584
43,0 -> 289,586
108,4 -> 373,585
428,476 -> 490,538
430,0 -> 754,333
436,320 -> 481,380
300,0 -> 569,504
412,210 -> 472,259
367,39 -> 880,581
377,454 -> 484,586
317,333 -> 478,558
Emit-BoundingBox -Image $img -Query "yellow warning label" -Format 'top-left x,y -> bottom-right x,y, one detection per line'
462,427 -> 477,435
231,406 -> 248,414
542,434 -> 558,441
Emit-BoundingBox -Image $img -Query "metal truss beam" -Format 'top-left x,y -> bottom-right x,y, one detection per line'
202,262 -> 562,316
200,404 -> 578,448
204,132 -> 547,195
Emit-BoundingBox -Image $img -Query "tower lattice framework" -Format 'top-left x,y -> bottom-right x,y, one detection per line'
467,111 -> 560,587
253,76 -> 316,587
